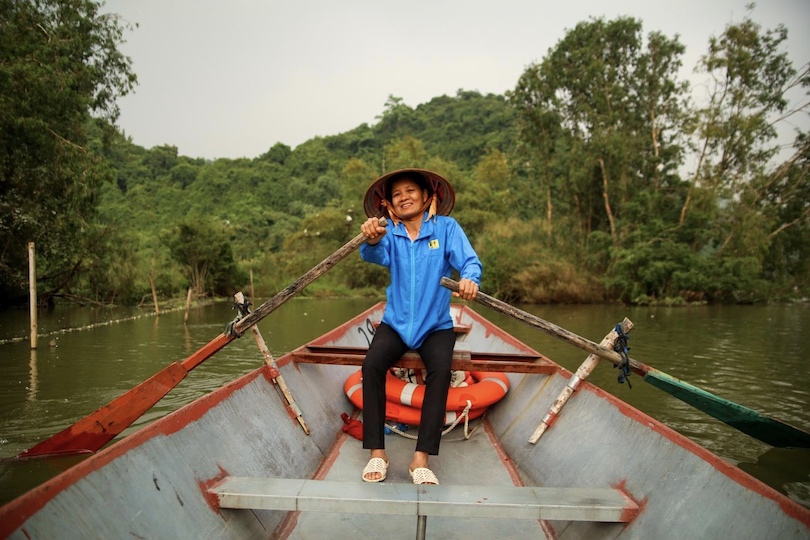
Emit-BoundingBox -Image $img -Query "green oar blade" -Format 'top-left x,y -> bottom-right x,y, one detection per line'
642,369 -> 810,449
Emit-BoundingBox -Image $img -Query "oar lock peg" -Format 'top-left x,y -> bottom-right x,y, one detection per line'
227,293 -> 252,338
612,322 -> 632,388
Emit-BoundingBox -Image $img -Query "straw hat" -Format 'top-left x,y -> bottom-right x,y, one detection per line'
363,168 -> 455,220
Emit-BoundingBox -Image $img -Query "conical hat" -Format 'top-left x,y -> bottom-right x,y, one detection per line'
363,168 -> 455,219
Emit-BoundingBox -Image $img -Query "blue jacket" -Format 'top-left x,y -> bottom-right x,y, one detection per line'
360,213 -> 482,349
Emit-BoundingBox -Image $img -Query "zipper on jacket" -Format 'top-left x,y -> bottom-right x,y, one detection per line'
407,240 -> 416,344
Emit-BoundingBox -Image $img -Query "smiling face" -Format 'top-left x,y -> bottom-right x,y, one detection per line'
389,177 -> 429,222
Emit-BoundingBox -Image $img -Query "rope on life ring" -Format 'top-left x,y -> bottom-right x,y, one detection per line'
343,369 -> 508,427
385,399 -> 480,440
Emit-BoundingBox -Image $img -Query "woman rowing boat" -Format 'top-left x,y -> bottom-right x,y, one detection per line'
358,168 -> 482,485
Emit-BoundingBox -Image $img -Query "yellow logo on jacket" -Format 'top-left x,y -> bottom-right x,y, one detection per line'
429,239 -> 440,250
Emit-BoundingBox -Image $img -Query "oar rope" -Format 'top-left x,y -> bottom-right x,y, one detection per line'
384,399 -> 479,441
613,323 -> 632,388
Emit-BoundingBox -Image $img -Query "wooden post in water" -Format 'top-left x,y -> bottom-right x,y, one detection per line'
28,242 -> 37,349
184,287 -> 193,325
249,269 -> 255,302
149,271 -> 160,316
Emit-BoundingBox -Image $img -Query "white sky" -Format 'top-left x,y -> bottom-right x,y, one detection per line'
101,0 -> 809,160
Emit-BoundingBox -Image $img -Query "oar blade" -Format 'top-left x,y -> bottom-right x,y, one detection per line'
643,369 -> 810,449
14,224 -> 380,459
17,362 -> 188,459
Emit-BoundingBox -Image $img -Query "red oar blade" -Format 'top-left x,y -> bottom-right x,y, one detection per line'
13,225 -> 376,460
17,362 -> 189,459
16,333 -> 234,459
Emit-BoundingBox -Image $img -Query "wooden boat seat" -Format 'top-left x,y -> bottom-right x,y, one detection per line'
371,321 -> 471,334
292,340 -> 558,374
208,476 -> 639,523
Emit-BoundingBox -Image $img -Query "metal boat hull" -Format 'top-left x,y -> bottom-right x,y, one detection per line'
1,303 -> 807,539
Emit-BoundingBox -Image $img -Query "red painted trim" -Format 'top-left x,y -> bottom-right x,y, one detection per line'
483,420 -> 557,540
199,465 -> 231,515
460,305 -> 550,361
612,479 -> 646,523
0,366 -> 266,538
584,383 -> 810,528
273,412 -> 353,539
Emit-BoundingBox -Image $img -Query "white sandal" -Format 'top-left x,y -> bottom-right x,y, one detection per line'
362,457 -> 389,482
409,467 -> 439,485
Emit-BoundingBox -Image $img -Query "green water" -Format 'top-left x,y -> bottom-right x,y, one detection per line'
1,298 -> 808,508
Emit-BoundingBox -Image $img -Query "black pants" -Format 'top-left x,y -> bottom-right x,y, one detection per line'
362,322 -> 455,455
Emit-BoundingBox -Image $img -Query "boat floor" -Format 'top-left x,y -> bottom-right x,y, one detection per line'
285,414 -> 544,539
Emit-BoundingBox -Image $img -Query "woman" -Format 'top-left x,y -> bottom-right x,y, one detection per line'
358,168 -> 481,485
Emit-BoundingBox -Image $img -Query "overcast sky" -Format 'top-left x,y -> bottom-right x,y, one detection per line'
101,0 -> 809,160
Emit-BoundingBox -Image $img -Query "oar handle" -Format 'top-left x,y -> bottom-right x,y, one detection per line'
233,218 -> 387,334
440,277 -> 642,370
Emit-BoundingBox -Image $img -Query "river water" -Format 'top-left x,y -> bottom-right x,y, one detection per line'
1,298 -> 808,508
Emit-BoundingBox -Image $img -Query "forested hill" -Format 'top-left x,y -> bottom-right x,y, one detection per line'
2,2 -> 807,308
90,90 -> 520,305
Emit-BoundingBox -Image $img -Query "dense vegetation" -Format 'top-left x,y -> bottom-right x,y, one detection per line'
1,2 -> 807,308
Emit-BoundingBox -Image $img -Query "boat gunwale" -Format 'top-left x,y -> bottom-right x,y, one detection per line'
2,301 -> 809,536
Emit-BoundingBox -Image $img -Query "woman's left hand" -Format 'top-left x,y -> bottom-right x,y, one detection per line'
453,278 -> 479,300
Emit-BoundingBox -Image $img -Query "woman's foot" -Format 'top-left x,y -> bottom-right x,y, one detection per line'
408,451 -> 438,485
409,467 -> 439,485
362,450 -> 389,482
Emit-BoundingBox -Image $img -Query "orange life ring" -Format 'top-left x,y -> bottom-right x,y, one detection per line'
343,370 -> 492,426
385,370 -> 509,410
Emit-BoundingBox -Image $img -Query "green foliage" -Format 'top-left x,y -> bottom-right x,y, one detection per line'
161,218 -> 244,296
510,16 -> 689,244
0,0 -> 136,305
1,5 -> 805,307
476,219 -> 605,303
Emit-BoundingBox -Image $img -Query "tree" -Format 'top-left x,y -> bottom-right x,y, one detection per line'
161,219 -> 241,296
0,0 -> 137,305
679,9 -> 809,299
510,17 -> 688,244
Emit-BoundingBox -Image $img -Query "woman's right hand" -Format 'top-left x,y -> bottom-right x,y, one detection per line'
361,217 -> 387,245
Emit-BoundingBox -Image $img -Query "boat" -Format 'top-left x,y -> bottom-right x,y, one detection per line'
1,300 -> 809,539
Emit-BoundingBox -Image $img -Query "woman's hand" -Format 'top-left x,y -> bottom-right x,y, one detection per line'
453,278 -> 479,300
361,217 -> 387,245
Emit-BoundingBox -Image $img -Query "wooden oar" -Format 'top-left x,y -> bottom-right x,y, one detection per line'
16,220 -> 385,459
440,277 -> 810,449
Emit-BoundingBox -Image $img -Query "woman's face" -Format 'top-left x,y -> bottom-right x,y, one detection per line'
390,178 -> 428,221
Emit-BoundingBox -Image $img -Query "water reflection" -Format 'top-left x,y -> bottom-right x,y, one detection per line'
738,447 -> 810,507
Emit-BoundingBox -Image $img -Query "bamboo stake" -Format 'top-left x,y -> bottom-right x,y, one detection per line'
28,242 -> 37,349
184,287 -> 193,325
235,292 -> 309,435
529,318 -> 633,443
149,271 -> 160,316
